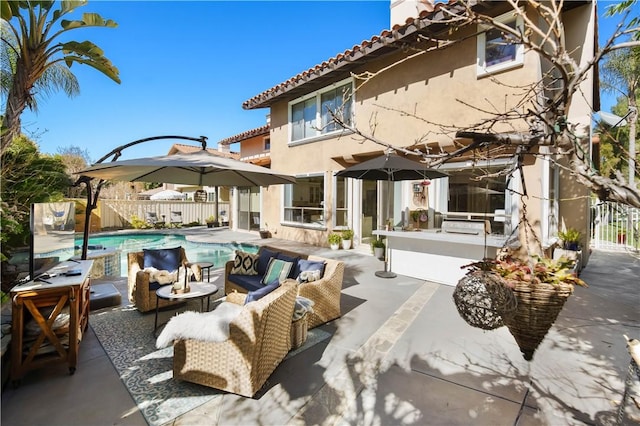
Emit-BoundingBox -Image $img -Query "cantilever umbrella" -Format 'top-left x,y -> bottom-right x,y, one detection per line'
335,151 -> 447,278
77,150 -> 296,187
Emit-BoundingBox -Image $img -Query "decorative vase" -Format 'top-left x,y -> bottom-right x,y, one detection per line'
342,239 -> 352,250
330,243 -> 340,250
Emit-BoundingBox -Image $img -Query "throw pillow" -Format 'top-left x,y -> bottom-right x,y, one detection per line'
298,269 -> 322,283
295,259 -> 326,279
245,279 -> 280,304
257,248 -> 279,276
260,258 -> 293,285
276,253 -> 300,279
230,250 -> 259,275
143,247 -> 181,271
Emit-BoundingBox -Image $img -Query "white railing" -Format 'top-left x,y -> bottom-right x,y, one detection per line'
591,200 -> 640,252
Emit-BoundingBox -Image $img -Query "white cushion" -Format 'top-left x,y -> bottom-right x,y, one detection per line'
155,302 -> 243,348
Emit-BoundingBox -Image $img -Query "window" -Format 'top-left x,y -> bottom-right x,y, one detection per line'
290,79 -> 353,142
264,137 -> 270,151
445,165 -> 509,234
283,175 -> 325,226
334,176 -> 348,227
477,11 -> 524,77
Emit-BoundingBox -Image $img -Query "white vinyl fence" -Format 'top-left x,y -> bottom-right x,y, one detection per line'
92,200 -> 229,229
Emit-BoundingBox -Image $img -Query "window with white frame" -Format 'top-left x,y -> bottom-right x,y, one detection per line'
443,164 -> 511,235
543,157 -> 559,244
334,176 -> 348,227
283,175 -> 325,226
477,10 -> 524,77
290,80 -> 353,143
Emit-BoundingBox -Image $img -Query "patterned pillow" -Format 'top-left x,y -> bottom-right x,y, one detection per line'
230,250 -> 259,275
260,258 -> 293,285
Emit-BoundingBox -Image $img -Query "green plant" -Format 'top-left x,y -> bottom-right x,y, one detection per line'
342,228 -> 354,240
328,233 -> 342,245
558,228 -> 581,245
370,239 -> 385,249
130,215 -> 151,229
411,210 -> 420,222
206,215 -> 216,223
464,254 -> 587,288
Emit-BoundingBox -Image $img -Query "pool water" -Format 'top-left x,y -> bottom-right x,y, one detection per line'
75,234 -> 257,278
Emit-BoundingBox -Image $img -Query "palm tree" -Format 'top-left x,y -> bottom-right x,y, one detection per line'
1,0 -> 120,155
601,46 -> 640,189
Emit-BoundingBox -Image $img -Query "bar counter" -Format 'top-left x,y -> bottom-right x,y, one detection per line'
373,229 -> 508,285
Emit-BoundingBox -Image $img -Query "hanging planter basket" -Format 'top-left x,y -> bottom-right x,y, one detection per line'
453,271 -> 517,330
503,280 -> 574,361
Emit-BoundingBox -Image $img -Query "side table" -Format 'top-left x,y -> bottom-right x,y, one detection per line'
154,281 -> 218,334
191,262 -> 214,282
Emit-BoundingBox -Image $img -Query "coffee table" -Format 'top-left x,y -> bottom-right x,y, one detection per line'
154,281 -> 218,334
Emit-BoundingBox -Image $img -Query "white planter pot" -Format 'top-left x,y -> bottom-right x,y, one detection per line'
330,243 -> 340,250
373,247 -> 385,260
342,239 -> 352,250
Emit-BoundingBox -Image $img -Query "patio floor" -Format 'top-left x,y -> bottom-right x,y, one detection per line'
2,228 -> 639,425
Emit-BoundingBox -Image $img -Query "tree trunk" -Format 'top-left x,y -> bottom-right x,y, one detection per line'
1,65 -> 30,155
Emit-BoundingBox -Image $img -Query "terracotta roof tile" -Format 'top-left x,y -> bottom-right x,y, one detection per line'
217,124 -> 270,146
242,0 -> 460,110
168,143 -> 239,159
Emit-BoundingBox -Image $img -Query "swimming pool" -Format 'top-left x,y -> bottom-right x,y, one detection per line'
75,234 -> 258,278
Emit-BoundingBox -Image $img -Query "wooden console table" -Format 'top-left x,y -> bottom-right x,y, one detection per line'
10,260 -> 93,384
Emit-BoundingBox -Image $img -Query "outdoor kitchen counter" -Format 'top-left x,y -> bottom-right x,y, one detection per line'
373,229 -> 508,285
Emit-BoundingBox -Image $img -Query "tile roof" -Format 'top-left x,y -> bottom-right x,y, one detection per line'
217,124 -> 270,146
167,143 -> 240,159
242,0 -> 461,110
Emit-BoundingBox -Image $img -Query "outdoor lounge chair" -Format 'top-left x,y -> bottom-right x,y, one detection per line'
172,280 -> 297,397
145,212 -> 164,228
127,247 -> 202,313
170,211 -> 182,227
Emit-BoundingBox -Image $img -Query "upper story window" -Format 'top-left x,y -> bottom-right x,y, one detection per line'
290,79 -> 353,143
264,137 -> 271,151
477,10 -> 524,77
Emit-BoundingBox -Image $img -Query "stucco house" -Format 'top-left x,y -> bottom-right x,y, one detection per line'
235,0 -> 598,283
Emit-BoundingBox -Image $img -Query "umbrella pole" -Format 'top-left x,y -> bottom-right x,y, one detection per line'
375,175 -> 397,278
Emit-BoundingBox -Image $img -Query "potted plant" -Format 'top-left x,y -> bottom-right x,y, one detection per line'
370,238 -> 385,259
205,216 -> 218,228
411,210 -> 420,227
458,254 -> 587,360
558,228 -> 581,250
341,228 -> 354,249
328,233 -> 342,250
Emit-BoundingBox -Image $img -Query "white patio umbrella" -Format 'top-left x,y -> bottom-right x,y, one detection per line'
77,150 -> 296,187
149,189 -> 185,200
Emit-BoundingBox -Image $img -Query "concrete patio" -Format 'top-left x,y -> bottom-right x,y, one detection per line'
2,229 -> 639,425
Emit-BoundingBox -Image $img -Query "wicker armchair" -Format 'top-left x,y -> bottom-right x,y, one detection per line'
127,248 -> 201,313
224,245 -> 344,329
173,280 -> 298,397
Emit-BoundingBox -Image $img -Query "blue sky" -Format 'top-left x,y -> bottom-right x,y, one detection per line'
17,0 -> 637,162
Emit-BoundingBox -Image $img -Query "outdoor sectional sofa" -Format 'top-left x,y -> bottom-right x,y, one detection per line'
224,245 -> 345,329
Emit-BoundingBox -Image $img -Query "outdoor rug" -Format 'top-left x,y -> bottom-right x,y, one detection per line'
90,301 -> 331,426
